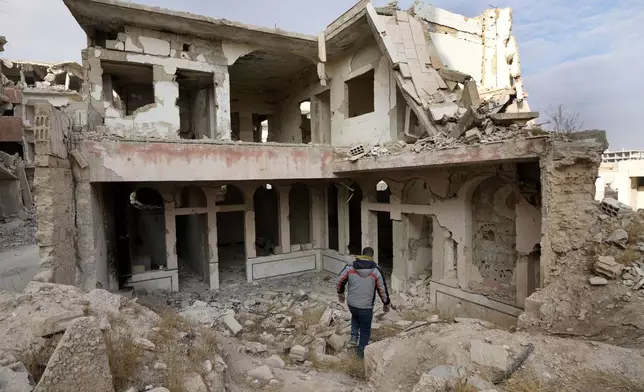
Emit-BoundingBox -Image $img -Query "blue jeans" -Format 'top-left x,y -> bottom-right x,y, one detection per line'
348,305 -> 373,359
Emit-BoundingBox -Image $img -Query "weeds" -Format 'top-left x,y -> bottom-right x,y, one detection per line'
502,370 -> 644,392
104,331 -> 144,391
371,324 -> 401,342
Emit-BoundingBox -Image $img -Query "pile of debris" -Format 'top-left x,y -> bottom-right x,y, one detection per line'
0,60 -> 82,92
519,203 -> 644,346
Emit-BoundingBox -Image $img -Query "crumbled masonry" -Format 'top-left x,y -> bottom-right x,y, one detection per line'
0,0 -> 642,390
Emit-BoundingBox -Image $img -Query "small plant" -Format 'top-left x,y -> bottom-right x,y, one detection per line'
104,331 -> 144,391
619,247 -> 640,266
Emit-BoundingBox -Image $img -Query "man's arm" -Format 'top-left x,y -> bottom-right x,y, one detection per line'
374,267 -> 391,306
337,265 -> 350,295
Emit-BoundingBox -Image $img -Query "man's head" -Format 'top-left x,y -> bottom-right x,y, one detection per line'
362,247 -> 374,257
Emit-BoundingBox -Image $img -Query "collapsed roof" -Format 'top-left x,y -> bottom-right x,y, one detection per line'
0,60 -> 83,92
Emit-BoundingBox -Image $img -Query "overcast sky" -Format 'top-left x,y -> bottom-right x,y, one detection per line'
1,0 -> 642,150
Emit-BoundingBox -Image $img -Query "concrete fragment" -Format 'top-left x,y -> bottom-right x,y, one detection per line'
589,276 -> 608,286
489,111 -> 539,126
452,106 -> 483,138
464,128 -> 482,143
595,256 -> 623,279
462,79 -> 481,108
0,366 -> 32,392
316,354 -> 341,366
265,355 -> 285,369
248,365 -> 274,382
86,289 -> 122,315
607,229 -> 628,248
470,340 -> 509,371
70,150 -> 88,169
222,313 -> 243,336
133,337 -> 156,351
290,345 -> 308,362
437,68 -> 470,84
600,198 -> 632,217
181,372 -> 207,392
429,102 -> 459,122
35,317 -> 113,392
36,310 -> 85,337
312,337 -> 326,355
633,277 -> 644,290
319,307 -> 333,326
328,334 -> 345,352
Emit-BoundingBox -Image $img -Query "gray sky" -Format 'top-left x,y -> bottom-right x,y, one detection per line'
1,0 -> 642,150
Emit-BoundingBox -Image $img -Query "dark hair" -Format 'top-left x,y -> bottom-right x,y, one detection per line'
362,247 -> 374,257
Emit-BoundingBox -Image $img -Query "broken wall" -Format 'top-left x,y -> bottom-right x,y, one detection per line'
327,40 -> 393,146
85,25 -> 229,139
411,2 -> 525,100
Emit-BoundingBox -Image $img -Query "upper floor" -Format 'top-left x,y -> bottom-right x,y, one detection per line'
63,0 -> 537,149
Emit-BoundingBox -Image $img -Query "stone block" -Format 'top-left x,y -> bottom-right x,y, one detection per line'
328,334 -> 345,352
222,313 -> 243,336
248,365 -> 273,382
470,340 -> 509,371
595,256 -> 622,279
319,307 -> 333,326
290,345 -> 308,362
452,106 -> 483,138
35,317 -> 113,392
0,366 -> 32,392
589,276 -> 608,286
462,79 -> 481,108
464,128 -> 482,143
265,355 -> 285,369
488,111 -> 539,126
312,337 -> 326,355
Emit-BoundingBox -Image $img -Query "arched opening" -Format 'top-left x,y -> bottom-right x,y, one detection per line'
175,186 -> 209,285
179,185 -> 207,207
376,180 -> 393,275
403,179 -> 434,280
348,183 -> 363,255
254,185 -> 280,256
214,185 -> 247,286
127,187 -> 166,277
327,184 -> 339,251
471,177 -> 518,304
289,183 -> 311,246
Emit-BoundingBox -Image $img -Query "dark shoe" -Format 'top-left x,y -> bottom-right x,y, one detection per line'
347,337 -> 359,348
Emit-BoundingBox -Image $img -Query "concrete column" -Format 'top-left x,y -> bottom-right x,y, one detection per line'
311,186 -> 324,249
208,86 -> 217,139
361,204 -> 377,260
164,201 -> 178,271
101,74 -> 113,105
203,189 -> 219,290
337,185 -> 350,255
391,218 -> 407,292
214,68 -> 231,140
278,185 -> 291,254
515,256 -> 529,307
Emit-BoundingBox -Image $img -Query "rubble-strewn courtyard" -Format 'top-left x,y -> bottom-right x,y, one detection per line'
2,0 -> 644,391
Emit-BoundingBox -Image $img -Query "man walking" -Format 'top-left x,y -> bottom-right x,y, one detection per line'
336,247 -> 391,359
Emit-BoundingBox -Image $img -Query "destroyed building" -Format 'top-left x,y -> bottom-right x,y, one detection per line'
29,0 -> 607,327
596,150 -> 644,210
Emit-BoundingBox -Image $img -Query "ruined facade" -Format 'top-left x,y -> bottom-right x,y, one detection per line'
31,0 -> 607,326
596,150 -> 644,210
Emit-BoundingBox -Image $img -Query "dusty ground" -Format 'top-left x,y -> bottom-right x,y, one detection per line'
0,215 -> 36,250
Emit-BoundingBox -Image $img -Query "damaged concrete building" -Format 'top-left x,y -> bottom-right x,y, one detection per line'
596,150 -> 644,211
31,0 -> 607,327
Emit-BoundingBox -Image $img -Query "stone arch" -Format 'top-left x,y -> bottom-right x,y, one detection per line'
216,184 -> 246,205
254,184 -> 280,251
403,178 -> 433,205
289,183 -> 312,245
179,185 -> 207,208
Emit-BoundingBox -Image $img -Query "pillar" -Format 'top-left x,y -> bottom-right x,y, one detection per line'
204,188 -> 219,290
337,185 -> 350,255
391,218 -> 407,292
214,66 -> 231,140
361,205 -> 377,260
163,199 -> 178,271
278,185 -> 291,254
310,186 -> 324,249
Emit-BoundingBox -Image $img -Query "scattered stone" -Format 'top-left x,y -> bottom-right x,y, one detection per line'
179,304 -> 221,326
148,389 -> 170,392
595,256 -> 623,279
35,317 -> 114,392
36,310 -> 85,337
134,337 -> 156,351
316,354 -> 341,366
464,128 -> 482,143
290,345 -> 308,362
154,362 -> 168,370
607,229 -> 629,248
589,276 -> 608,286
222,312 -> 243,336
265,355 -> 285,369
633,277 -> 644,290
244,299 -> 256,307
182,372 -> 207,392
248,365 -> 274,382
0,366 -> 32,392
328,334 -> 345,352
470,340 -> 509,371
319,308 -> 333,326
245,341 -> 267,354
395,320 -> 413,328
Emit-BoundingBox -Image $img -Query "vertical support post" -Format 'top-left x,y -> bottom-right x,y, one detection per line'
337,185 -> 350,255
204,188 -> 219,290
278,185 -> 291,254
214,66 -> 231,140
310,186 -> 324,250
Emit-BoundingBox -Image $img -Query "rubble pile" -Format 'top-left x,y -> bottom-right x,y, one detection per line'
0,60 -> 82,92
519,206 -> 644,346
